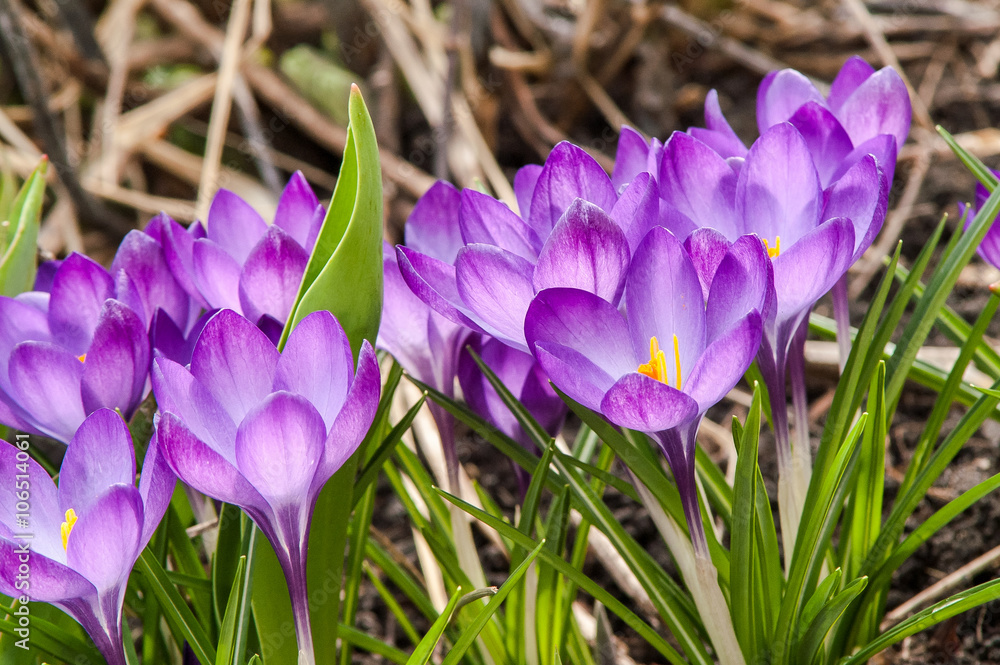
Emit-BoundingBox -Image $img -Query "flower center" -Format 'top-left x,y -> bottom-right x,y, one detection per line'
77,354 -> 86,363
61,509 -> 78,550
763,235 -> 781,258
637,335 -> 682,390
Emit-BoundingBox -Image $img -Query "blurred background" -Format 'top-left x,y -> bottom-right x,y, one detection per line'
5,0 -> 1000,662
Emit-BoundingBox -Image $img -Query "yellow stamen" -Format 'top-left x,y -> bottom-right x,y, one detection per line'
637,335 -> 683,390
763,235 -> 781,258
77,354 -> 86,363
61,509 -> 78,550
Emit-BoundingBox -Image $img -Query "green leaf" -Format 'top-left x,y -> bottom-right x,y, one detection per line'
937,126 -> 999,190
337,624 -> 408,664
404,586 -> 467,665
216,556 -> 248,665
796,575 -> 867,665
0,158 -> 46,297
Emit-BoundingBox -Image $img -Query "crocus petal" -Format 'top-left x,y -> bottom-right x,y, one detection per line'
0,296 -> 50,385
48,253 -> 114,353
772,217 -> 855,322
525,288 -> 635,409
395,246 -> 483,332
756,69 -> 825,132
705,235 -> 774,341
111,231 -> 189,329
528,142 -> 617,239
157,413 -> 269,513
273,171 -> 321,247
455,245 -> 536,349
684,227 -> 733,302
600,373 -> 699,432
9,342 -> 86,442
404,181 -> 463,264
274,310 -> 354,429
0,539 -> 95,602
836,67 -> 911,150
161,216 -> 209,308
514,164 -> 542,217
66,485 -> 143,594
532,199 -> 631,305
189,309 -> 279,425
192,239 -> 243,312
684,312 -> 762,410
459,189 -> 540,260
689,89 -> 748,159
238,225 -> 310,325
152,358 -> 238,458
612,126 -> 652,190
316,341 -> 379,487
206,189 -> 268,264
625,226 -> 707,378
737,123 -> 821,245
785,102 -> 853,187
828,56 -> 876,112
139,427 -> 176,549
823,153 -> 888,260
81,301 -> 150,417
658,132 -> 739,238
59,410 -> 136,519
379,247 -> 436,382
235,392 -> 325,509
832,134 -> 898,186
0,442 -> 62,559
610,173 -> 659,254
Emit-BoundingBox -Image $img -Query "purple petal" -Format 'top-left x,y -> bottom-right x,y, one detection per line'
48,254 -> 114,353
828,56 -> 876,112
786,102 -> 853,187
455,245 -> 536,349
0,296 -> 51,386
823,153 -> 888,260
684,227 -> 733,302
612,127 -> 652,190
189,309 -> 279,425
684,312 -> 762,410
772,217 -> 855,322
459,189 -> 541,260
756,69 -> 825,132
138,427 -> 176,549
193,239 -> 242,312
238,226 -> 309,325
273,171 -> 321,247
274,310 -> 354,429
111,231 -> 189,329
527,142 -> 617,239
532,199 -> 630,304
525,288 -> 635,409
152,357 -> 238,458
150,310 -> 188,365
8,342 -> 86,442
157,413 -> 269,511
832,133 -> 898,186
395,246 -> 482,331
625,227 -> 707,381
835,67 -> 912,150
705,235 -> 774,341
33,259 -> 61,293
81,301 -> 150,417
737,123 -> 821,245
379,246 -> 436,381
610,173 -> 659,254
66,485 -> 143,594
0,442 -> 62,558
689,90 -> 748,159
514,164 -> 542,217
206,189 -> 268,264
161,216 -> 209,308
235,391 -> 325,508
658,132 -> 739,238
316,340 -> 379,487
405,181 -> 463,264
458,338 -> 533,442
600,373 -> 699,432
0,539 -> 95,602
59,409 -> 136,519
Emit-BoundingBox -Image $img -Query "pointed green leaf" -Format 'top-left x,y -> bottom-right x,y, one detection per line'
0,158 -> 47,297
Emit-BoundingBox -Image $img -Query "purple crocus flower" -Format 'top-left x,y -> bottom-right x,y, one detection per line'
0,409 -> 175,665
396,142 -> 657,354
0,254 -> 150,443
525,227 -> 771,551
158,172 -> 326,339
962,170 -> 1000,271
152,309 -> 380,664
